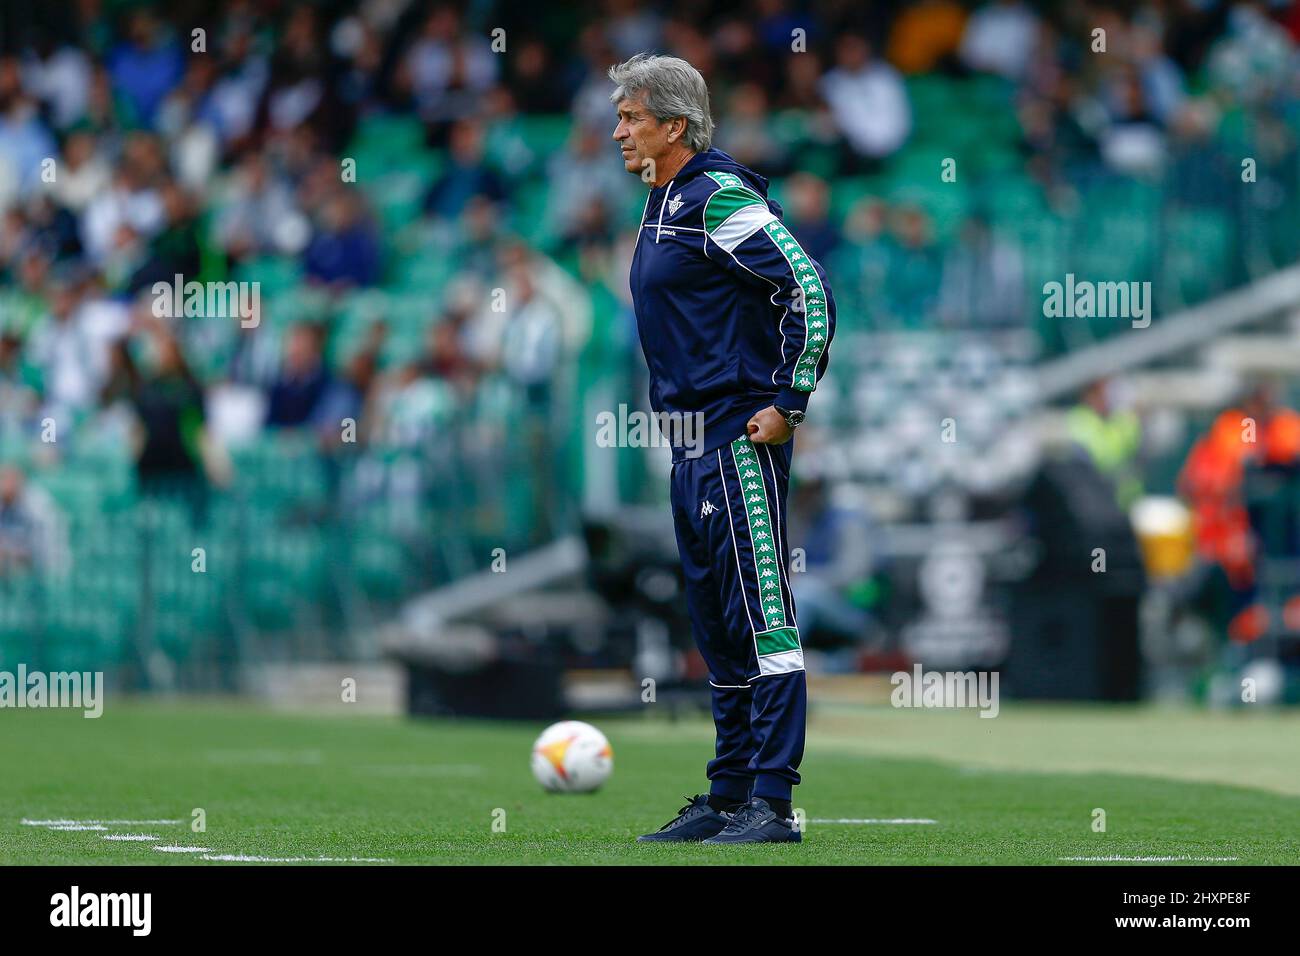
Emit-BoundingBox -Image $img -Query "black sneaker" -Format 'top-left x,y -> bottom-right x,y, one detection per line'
636,794 -> 732,842
702,797 -> 801,844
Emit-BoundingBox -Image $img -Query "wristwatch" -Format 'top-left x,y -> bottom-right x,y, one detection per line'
774,405 -> 806,430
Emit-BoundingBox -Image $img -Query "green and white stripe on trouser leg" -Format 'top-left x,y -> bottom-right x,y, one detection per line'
669,431 -> 806,805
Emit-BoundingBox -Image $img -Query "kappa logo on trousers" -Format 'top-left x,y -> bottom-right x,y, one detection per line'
700,500 -> 717,518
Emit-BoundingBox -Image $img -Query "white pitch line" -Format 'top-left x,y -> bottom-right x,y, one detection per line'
808,818 -> 938,824
199,854 -> 394,863
1059,855 -> 1240,862
22,818 -> 182,826
153,846 -> 211,854
103,834 -> 160,842
46,824 -> 108,831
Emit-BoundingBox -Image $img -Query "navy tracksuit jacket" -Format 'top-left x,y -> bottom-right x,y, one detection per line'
628,148 -> 837,802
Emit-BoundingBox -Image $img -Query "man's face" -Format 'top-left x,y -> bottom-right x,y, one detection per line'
286,327 -> 319,372
613,96 -> 674,180
0,467 -> 20,505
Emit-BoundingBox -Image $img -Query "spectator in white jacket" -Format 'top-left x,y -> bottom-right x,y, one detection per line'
819,33 -> 911,162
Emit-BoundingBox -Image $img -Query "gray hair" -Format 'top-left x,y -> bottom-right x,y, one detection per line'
608,54 -> 714,152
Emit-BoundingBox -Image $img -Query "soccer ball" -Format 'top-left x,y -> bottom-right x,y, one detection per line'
530,720 -> 614,793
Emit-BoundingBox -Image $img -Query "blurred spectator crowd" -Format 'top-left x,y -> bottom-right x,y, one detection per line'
0,0 -> 1296,563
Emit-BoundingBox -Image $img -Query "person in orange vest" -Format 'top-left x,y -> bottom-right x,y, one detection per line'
1178,382 -> 1300,642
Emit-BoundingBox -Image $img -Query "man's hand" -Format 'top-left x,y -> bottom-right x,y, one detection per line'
747,406 -> 793,444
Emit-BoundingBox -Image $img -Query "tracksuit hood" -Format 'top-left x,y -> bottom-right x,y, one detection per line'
657,148 -> 783,215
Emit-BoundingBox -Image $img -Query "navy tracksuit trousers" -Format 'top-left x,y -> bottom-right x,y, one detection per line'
670,433 -> 807,803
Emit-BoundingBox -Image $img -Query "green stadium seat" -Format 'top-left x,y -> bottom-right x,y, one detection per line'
1162,207 -> 1231,305
515,115 -> 572,162
235,256 -> 303,297
351,113 -> 427,154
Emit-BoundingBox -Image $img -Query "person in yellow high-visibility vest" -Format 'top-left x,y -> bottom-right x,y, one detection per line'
1065,378 -> 1143,510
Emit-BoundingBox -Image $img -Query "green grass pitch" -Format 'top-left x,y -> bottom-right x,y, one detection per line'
2,700 -> 1298,865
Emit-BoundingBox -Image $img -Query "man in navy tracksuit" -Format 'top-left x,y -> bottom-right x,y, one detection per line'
610,54 -> 835,844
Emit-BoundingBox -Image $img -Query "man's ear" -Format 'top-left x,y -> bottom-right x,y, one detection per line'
668,118 -> 684,143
